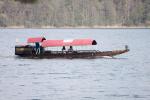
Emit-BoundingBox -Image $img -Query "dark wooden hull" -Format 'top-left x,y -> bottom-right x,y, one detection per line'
15,45 -> 129,59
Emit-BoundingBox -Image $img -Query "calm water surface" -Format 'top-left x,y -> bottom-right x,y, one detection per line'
0,29 -> 150,100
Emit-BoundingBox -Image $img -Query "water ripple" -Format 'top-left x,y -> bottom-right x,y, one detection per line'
83,97 -> 96,99
105,94 -> 130,97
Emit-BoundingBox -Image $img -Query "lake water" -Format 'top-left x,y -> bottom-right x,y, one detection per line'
0,29 -> 150,100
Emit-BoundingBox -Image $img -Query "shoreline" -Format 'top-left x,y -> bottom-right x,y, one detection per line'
0,25 -> 150,29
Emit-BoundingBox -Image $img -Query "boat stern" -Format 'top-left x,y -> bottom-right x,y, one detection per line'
15,45 -> 34,56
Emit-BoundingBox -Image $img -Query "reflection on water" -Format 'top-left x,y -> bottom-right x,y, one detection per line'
0,29 -> 150,100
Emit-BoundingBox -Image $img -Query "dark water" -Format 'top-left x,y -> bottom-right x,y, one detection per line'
0,29 -> 150,100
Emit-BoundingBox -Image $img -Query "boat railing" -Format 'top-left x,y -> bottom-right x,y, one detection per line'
44,50 -> 100,54
77,50 -> 100,53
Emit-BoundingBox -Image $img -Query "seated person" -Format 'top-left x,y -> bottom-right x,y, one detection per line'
62,46 -> 66,51
68,46 -> 73,52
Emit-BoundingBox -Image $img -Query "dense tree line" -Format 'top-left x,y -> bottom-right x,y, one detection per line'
0,0 -> 149,27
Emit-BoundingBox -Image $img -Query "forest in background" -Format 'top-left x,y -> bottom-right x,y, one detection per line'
0,0 -> 150,28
